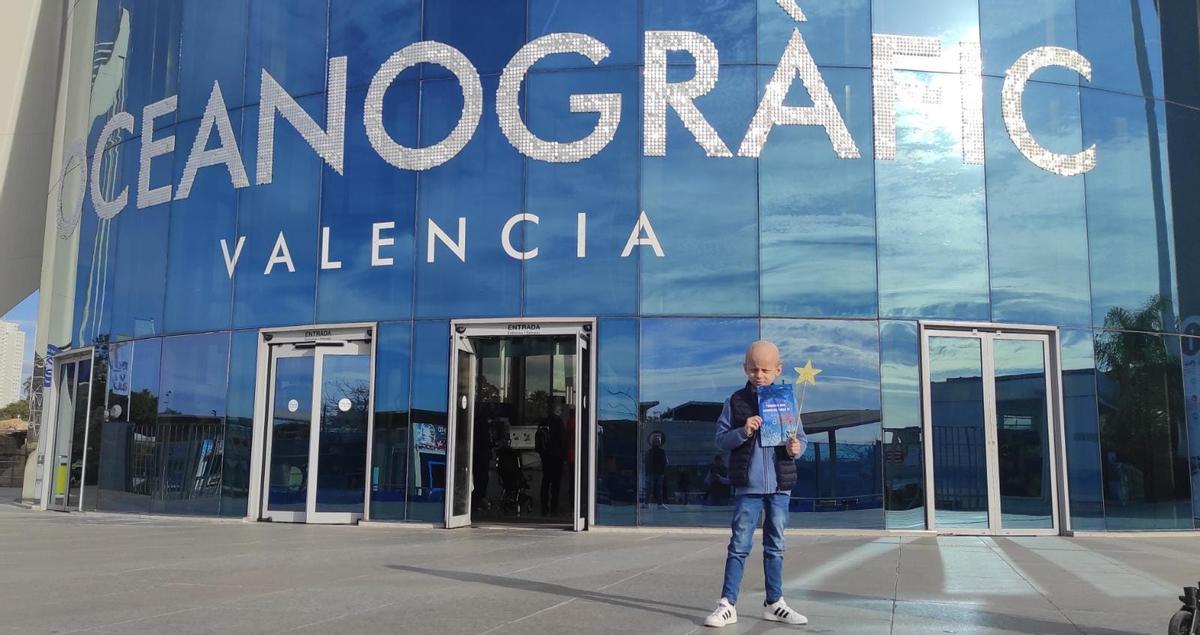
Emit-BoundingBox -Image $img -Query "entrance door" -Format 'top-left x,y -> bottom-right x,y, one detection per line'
261,339 -> 372,524
920,326 -> 1062,535
45,354 -> 93,512
444,320 -> 596,531
445,335 -> 476,529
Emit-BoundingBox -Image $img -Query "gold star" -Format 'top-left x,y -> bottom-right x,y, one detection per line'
795,360 -> 821,385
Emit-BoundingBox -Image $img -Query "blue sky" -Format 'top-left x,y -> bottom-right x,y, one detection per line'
2,290 -> 38,382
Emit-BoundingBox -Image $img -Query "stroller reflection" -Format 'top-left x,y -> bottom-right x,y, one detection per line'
496,437 -> 533,516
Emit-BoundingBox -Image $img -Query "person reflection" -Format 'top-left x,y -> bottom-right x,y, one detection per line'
536,408 -> 567,516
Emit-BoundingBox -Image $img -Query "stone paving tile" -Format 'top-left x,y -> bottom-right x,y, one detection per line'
0,503 -> 1195,634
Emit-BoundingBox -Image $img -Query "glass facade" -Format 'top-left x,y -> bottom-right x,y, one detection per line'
40,0 -> 1200,531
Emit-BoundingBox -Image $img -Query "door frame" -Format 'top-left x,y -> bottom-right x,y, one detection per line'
247,323 -> 377,523
445,335 -> 476,529
918,321 -> 1071,536
38,348 -> 95,512
445,318 -> 598,531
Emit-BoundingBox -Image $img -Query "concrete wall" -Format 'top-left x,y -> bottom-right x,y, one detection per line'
0,0 -> 65,316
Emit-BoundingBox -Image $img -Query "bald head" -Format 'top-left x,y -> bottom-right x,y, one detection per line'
744,340 -> 782,386
744,340 -> 780,366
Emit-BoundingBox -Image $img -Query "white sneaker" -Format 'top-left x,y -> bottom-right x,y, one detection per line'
703,599 -> 737,627
763,599 -> 807,625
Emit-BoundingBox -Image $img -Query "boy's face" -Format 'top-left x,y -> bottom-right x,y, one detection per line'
744,345 -> 783,387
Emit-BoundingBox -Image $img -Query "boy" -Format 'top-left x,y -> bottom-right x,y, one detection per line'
703,340 -> 808,628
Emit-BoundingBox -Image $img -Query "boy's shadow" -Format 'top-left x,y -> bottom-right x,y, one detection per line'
385,563 -> 704,621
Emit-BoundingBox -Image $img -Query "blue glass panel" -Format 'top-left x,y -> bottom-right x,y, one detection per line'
644,0 -> 757,64
979,0 -> 1077,85
523,68 -> 638,317
221,330 -> 257,516
96,339 -> 158,513
164,109 -> 245,334
763,319 -> 883,529
1096,331 -> 1192,529
880,321 -> 924,529
152,332 -> 229,516
1061,329 -> 1103,530
178,0 -> 249,122
1183,335 -> 1200,528
317,85 -> 417,323
416,76 -> 522,318
109,179 -> 169,340
423,0 -> 526,78
1076,0 -> 1164,98
1168,104 -> 1200,329
1082,90 -> 1177,332
89,0 -> 126,147
329,0 -> 421,89
315,353 -> 371,513
232,96 -> 323,329
408,321 -> 449,521
529,0 -> 638,68
760,67 -> 875,318
758,0 -> 870,68
641,66 -> 758,316
246,0 -> 329,104
639,318 -> 757,527
876,71 -> 989,320
984,78 -> 1090,327
872,0 -> 978,47
114,0 -> 182,134
371,322 -> 412,520
928,335 -> 988,530
73,140 -> 131,347
596,319 -> 638,526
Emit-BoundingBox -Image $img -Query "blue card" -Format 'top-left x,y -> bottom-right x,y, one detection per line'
757,383 -> 799,447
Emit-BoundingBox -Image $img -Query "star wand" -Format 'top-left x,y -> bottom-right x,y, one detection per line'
790,360 -> 821,440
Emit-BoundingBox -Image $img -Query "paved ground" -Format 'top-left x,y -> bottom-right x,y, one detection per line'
0,503 -> 1196,634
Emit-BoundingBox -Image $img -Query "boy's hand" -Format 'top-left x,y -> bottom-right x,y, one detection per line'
744,416 -> 762,436
786,436 -> 802,458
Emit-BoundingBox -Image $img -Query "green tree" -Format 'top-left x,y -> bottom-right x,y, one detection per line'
1095,294 -> 1185,508
0,400 -> 29,421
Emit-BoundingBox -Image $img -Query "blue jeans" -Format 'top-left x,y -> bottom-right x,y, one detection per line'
720,493 -> 789,605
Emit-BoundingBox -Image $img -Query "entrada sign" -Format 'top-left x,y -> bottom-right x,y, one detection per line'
64,0 -> 1099,274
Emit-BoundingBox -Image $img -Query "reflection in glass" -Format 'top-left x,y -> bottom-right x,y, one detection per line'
523,69 -> 639,317
179,0 -> 249,122
985,79 -> 1090,327
1061,329 -> 1103,529
269,355 -> 313,513
81,348 -> 109,511
872,0 -> 979,52
109,137 -> 167,340
317,85 -> 417,323
760,68 -> 875,318
98,339 -> 161,513
758,0 -> 871,68
928,336 -> 988,529
422,0 -> 526,77
154,333 -> 228,515
1096,331 -> 1192,529
979,0 -> 1077,84
881,321 -> 925,529
407,321 -> 449,521
371,323 -> 412,520
49,362 -> 77,510
530,0 -> 638,68
764,319 -> 883,529
1083,90 -> 1176,332
641,67 -> 758,316
1075,0 -> 1163,98
644,0 -> 757,64
876,71 -> 989,320
245,0 -> 328,104
597,319 -> 638,525
451,348 -> 473,518
416,76 -> 522,318
221,331 -> 257,516
639,318 -> 757,527
469,337 -> 577,525
316,354 -> 370,513
994,339 -> 1053,529
329,0 -> 421,89
165,111 -> 243,334
233,96 -> 323,329
98,343 -> 133,510
1185,335 -> 1200,528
